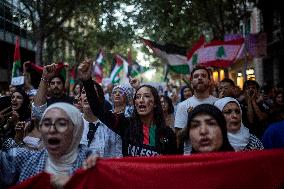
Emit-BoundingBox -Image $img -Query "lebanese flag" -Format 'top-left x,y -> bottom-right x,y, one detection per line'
187,37 -> 244,68
12,36 -> 21,77
141,38 -> 189,74
92,49 -> 105,83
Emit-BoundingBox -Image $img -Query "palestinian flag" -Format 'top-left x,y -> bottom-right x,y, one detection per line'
25,61 -> 43,88
127,50 -> 150,77
141,38 -> 189,74
129,61 -> 150,78
109,54 -> 128,84
24,62 -> 68,88
187,37 -> 244,68
12,36 -> 21,77
92,49 -> 105,83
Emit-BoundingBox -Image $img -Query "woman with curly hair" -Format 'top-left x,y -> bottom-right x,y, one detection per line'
78,59 -> 177,156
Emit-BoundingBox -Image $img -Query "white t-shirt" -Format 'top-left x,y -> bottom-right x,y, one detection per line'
80,117 -> 122,158
174,95 -> 218,129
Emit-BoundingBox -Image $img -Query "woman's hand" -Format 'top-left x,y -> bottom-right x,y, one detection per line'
78,58 -> 93,81
83,155 -> 99,170
15,121 -> 27,144
129,76 -> 140,90
50,174 -> 71,189
7,111 -> 19,124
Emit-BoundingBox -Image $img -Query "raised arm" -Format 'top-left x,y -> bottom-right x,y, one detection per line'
33,63 -> 57,106
78,59 -> 128,135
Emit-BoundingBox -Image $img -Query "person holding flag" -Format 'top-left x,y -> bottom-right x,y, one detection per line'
32,63 -> 74,120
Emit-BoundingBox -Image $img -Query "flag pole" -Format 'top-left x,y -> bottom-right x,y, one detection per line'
164,64 -> 169,82
243,0 -> 248,81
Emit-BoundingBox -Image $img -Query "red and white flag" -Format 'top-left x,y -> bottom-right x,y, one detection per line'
187,37 -> 244,69
92,49 -> 105,83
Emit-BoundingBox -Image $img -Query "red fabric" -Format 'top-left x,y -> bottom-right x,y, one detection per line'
66,150 -> 284,189
25,61 -> 43,73
143,124 -> 150,145
205,38 -> 244,47
114,55 -> 124,66
186,35 -> 205,59
10,150 -> 284,189
10,172 -> 52,189
13,36 -> 21,62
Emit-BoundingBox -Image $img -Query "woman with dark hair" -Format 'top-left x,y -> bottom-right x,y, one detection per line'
160,95 -> 175,130
78,60 -> 177,156
180,85 -> 193,102
2,90 -> 31,150
182,104 -> 234,154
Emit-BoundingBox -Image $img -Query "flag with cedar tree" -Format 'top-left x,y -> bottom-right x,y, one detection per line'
187,36 -> 244,69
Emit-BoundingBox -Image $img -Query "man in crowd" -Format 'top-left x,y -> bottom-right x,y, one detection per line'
34,63 -> 73,107
218,78 -> 236,98
174,66 -> 218,132
239,80 -> 268,138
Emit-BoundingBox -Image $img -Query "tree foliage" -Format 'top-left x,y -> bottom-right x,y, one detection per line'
20,0 -> 256,77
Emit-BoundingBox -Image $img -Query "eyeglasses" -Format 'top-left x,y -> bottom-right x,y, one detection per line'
40,118 -> 69,133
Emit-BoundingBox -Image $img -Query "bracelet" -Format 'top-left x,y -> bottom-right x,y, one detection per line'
41,77 -> 49,83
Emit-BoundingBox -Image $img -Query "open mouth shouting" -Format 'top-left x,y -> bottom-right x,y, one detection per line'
137,104 -> 147,112
11,101 -> 20,110
47,137 -> 61,152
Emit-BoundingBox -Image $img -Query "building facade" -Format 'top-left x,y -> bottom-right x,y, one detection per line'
0,0 -> 35,91
258,0 -> 284,88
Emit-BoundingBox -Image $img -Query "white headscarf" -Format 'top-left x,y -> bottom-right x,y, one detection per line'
41,102 -> 84,175
214,97 -> 250,151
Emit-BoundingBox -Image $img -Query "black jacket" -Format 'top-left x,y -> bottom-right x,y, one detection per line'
82,79 -> 177,156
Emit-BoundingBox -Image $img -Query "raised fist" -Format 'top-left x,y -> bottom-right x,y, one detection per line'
42,63 -> 57,80
78,58 -> 93,81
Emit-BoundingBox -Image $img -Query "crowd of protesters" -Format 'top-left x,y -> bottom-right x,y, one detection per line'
0,59 -> 284,188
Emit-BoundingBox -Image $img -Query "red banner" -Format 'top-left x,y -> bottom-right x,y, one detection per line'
11,149 -> 284,189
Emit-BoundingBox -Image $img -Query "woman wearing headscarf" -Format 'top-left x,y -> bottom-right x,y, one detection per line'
182,104 -> 234,154
0,102 -> 90,187
111,84 -> 134,117
78,59 -> 177,157
215,97 -> 264,151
